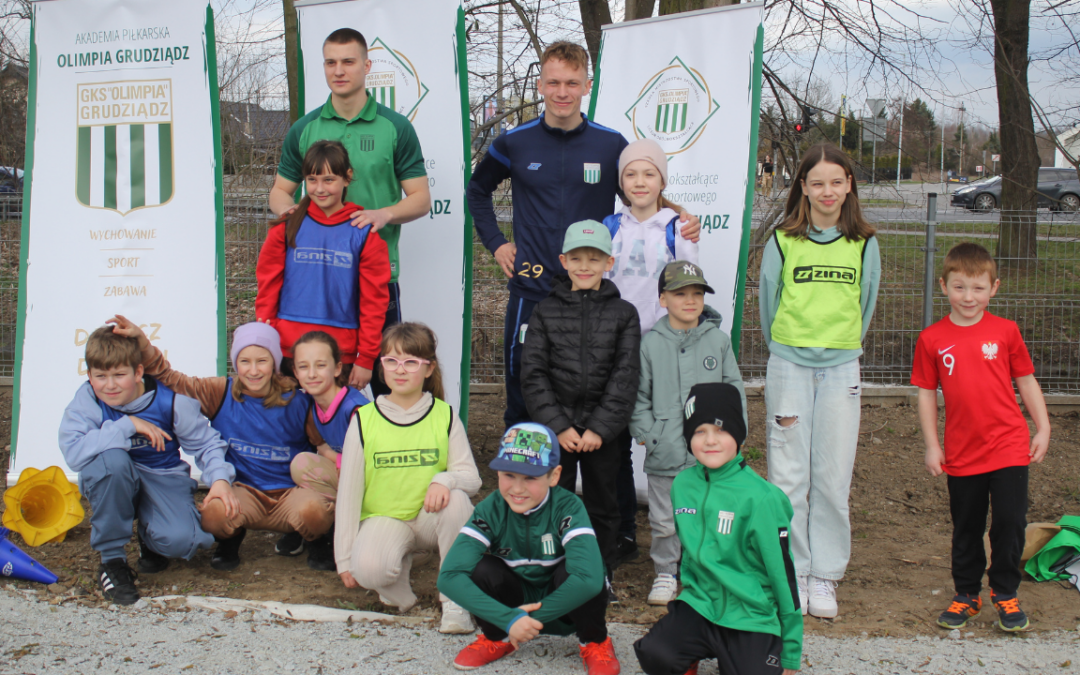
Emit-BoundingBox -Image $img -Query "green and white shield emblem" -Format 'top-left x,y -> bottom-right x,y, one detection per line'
584,163 -> 601,184
367,37 -> 430,122
76,79 -> 174,215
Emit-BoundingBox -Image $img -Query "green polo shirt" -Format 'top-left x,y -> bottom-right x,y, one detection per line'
278,93 -> 427,282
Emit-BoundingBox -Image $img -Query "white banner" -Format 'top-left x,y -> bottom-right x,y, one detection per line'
10,0 -> 224,481
592,3 -> 762,335
295,0 -> 470,415
592,4 -> 763,501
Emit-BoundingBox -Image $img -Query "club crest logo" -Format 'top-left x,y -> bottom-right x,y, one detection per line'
584,163 -> 601,184
717,510 -> 735,535
625,57 -> 719,158
367,37 -> 429,122
982,342 -> 999,360
76,79 -> 174,215
703,356 -> 718,370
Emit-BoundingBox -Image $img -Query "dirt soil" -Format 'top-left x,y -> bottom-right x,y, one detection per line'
3,390 -> 1079,638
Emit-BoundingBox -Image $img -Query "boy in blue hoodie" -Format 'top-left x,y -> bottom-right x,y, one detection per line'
634,383 -> 802,675
59,326 -> 238,605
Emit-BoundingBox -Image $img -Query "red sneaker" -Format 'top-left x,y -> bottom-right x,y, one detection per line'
684,663 -> 699,675
453,634 -> 516,670
580,636 -> 621,675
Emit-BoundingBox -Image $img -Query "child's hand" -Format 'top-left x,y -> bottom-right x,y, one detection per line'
349,366 -> 372,389
557,428 -> 582,453
107,314 -> 150,348
782,669 -> 799,675
678,211 -> 702,243
316,444 -> 339,463
578,430 -> 602,453
1030,428 -> 1050,463
508,603 -> 543,647
424,483 -> 451,513
924,444 -> 945,477
129,416 -> 172,452
340,571 -> 359,588
205,479 -> 240,519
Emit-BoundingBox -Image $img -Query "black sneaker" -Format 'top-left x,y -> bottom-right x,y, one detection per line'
136,536 -> 170,574
614,536 -> 640,569
210,528 -> 246,571
98,559 -> 140,606
991,592 -> 1030,632
936,593 -> 982,629
275,531 -> 306,557
307,528 -> 335,571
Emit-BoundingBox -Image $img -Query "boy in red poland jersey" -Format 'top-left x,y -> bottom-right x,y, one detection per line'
911,242 -> 1050,633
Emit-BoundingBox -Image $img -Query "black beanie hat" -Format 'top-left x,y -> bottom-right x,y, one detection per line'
683,382 -> 746,452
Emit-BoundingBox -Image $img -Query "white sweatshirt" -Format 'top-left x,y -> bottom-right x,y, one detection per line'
606,205 -> 699,334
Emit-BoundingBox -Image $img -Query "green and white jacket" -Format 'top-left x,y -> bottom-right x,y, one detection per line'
438,486 -> 605,636
673,455 -> 803,671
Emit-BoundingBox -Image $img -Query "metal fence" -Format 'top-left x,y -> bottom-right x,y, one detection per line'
2,192 -> 1079,392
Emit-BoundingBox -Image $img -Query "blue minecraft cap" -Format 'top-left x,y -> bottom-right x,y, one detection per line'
489,422 -> 560,477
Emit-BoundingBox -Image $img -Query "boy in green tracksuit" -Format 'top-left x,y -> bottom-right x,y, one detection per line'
631,260 -> 746,606
438,422 -> 620,675
635,383 -> 802,675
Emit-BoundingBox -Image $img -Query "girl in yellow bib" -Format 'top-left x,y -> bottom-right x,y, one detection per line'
334,322 -> 481,635
759,143 -> 881,620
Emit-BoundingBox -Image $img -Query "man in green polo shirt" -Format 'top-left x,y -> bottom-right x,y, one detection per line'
270,28 -> 430,390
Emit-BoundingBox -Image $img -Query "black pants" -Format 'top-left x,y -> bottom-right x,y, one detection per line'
635,601 -> 784,675
369,282 -> 402,399
471,555 -> 608,644
615,429 -> 638,543
948,465 -> 1028,596
558,430 -> 623,572
502,291 -> 539,428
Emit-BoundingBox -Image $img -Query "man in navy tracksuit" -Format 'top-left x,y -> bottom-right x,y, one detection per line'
468,41 -> 700,569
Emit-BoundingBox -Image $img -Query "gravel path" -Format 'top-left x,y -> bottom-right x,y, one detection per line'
2,587 -> 1078,675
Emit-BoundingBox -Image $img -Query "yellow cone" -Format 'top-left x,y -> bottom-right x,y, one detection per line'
2,466 -> 85,546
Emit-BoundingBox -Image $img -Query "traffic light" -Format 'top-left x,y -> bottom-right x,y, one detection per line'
794,106 -> 815,135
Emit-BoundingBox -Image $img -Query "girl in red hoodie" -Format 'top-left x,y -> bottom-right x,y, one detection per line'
257,140 -> 390,389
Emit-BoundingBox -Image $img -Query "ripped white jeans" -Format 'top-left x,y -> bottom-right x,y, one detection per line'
765,353 -> 861,580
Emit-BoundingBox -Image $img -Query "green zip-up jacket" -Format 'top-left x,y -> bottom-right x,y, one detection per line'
438,486 -> 605,636
673,456 -> 803,670
631,306 -> 747,476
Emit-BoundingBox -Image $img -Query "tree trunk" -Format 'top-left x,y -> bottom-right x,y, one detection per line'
659,0 -> 737,14
283,0 -> 301,124
578,0 -> 613,75
624,0 -> 656,21
989,0 -> 1039,263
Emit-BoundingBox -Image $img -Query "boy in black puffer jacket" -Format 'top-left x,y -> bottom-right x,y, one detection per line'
522,220 -> 641,576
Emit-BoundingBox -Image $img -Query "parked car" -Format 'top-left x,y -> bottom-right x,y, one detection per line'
950,167 -> 1080,212
0,166 -> 23,193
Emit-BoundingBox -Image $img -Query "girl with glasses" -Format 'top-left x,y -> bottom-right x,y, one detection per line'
335,323 -> 482,635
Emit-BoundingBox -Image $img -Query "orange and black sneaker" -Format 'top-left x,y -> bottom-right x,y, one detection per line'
452,634 -> 516,670
936,593 -> 982,629
580,636 -> 621,675
991,592 -> 1030,632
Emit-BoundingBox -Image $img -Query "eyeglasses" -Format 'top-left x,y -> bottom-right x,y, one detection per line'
379,356 -> 431,373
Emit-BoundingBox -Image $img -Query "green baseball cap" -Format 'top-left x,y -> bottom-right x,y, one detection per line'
658,260 -> 716,295
562,220 -> 612,255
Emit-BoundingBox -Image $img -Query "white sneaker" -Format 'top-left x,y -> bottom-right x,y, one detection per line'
797,574 -> 809,616
808,577 -> 838,618
439,600 -> 476,634
647,574 -> 678,606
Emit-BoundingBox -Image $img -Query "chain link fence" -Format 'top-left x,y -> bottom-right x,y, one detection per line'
1,192 -> 1078,391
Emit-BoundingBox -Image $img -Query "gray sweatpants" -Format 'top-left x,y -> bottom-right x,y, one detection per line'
648,474 -> 681,576
79,448 -> 213,564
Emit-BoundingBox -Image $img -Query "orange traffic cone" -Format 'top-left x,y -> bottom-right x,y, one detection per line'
0,528 -> 59,584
